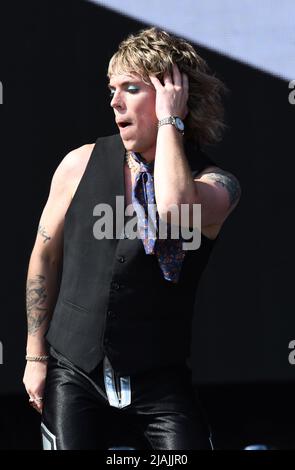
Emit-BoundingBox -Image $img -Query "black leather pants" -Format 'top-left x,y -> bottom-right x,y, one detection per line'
41,350 -> 212,450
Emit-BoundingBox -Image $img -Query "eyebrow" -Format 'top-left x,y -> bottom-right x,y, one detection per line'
107,81 -> 140,90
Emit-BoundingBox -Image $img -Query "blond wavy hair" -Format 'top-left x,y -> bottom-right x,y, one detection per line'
107,27 -> 228,148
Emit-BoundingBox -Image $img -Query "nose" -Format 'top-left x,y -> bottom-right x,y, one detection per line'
110,91 -> 125,110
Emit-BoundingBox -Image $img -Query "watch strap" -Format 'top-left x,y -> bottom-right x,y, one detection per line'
158,116 -> 184,135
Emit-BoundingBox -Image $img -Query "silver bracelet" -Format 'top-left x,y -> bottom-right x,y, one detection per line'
26,355 -> 49,362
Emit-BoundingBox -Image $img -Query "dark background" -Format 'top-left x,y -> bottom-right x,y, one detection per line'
0,0 -> 294,449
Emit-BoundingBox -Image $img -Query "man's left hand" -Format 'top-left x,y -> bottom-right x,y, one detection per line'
149,63 -> 189,121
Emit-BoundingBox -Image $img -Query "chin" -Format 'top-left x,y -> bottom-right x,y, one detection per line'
120,136 -> 135,148
121,136 -> 154,157
123,141 -> 140,153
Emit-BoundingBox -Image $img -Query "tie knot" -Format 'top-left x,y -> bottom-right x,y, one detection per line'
139,163 -> 150,174
129,152 -> 154,175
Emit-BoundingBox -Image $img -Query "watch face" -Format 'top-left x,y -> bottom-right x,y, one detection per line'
175,117 -> 184,131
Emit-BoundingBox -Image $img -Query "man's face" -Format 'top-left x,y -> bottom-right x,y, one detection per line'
108,72 -> 158,162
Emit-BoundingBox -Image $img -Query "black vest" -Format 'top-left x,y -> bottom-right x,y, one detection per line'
46,134 -> 217,374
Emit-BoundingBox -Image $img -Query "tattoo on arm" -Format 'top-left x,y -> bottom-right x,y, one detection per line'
38,225 -> 51,243
26,275 -> 49,335
203,169 -> 241,208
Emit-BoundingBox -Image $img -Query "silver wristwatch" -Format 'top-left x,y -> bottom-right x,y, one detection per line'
157,116 -> 185,135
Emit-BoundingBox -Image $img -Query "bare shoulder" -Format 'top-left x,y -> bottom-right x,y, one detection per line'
193,165 -> 242,239
57,143 -> 95,179
32,144 -> 95,259
55,143 -> 95,198
195,165 -> 241,208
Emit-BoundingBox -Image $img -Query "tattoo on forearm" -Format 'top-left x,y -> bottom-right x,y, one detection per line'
26,275 -> 49,335
38,225 -> 51,243
203,169 -> 241,208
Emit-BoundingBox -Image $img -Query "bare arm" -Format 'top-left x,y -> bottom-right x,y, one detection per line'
153,126 -> 241,233
23,144 -> 93,412
24,251 -> 62,414
25,235 -> 63,357
193,165 -> 242,227
25,164 -> 71,355
149,64 -> 241,233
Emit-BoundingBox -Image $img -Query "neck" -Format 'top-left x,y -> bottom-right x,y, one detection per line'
138,149 -> 155,164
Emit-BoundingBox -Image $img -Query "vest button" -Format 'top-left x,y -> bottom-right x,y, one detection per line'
107,310 -> 114,317
112,281 -> 120,290
118,256 -> 125,263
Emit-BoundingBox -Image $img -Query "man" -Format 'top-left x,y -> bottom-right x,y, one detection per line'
23,27 -> 241,450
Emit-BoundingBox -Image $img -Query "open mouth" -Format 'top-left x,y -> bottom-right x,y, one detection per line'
118,121 -> 132,129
